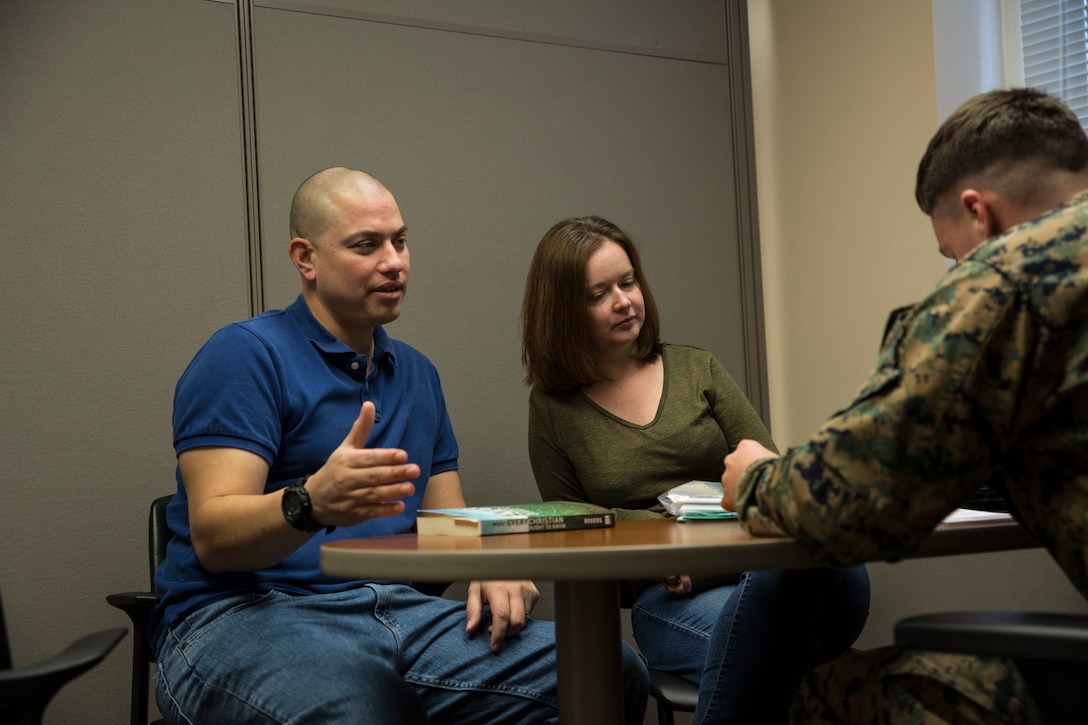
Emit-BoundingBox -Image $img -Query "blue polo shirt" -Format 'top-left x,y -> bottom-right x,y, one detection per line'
151,295 -> 459,656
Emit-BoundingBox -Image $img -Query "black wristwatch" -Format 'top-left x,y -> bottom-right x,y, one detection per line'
282,477 -> 334,534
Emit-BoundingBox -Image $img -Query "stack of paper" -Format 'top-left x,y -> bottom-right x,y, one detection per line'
658,481 -> 737,522
941,508 -> 1013,524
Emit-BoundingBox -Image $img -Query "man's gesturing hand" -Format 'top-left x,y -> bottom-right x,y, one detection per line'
308,401 -> 421,527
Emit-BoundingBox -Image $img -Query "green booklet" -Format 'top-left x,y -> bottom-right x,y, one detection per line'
677,504 -> 738,522
416,502 -> 616,537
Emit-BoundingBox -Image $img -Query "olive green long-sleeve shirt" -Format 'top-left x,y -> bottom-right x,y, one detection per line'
529,344 -> 775,518
528,344 -> 776,595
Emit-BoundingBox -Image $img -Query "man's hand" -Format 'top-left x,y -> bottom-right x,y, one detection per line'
721,439 -> 779,511
662,575 -> 692,594
465,580 -> 540,653
308,401 -> 421,527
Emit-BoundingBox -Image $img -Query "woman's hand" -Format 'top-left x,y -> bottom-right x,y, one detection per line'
661,575 -> 693,594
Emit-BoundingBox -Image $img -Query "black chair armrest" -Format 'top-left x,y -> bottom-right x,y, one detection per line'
106,592 -> 157,659
106,593 -> 158,623
895,611 -> 1088,662
106,592 -> 158,613
0,627 -> 127,715
107,592 -> 159,725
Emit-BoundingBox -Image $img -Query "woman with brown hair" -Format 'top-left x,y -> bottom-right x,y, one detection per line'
521,215 -> 870,724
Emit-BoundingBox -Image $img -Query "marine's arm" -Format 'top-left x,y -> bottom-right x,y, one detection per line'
728,263 -> 1019,565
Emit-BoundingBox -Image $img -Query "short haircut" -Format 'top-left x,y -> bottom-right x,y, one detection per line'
915,87 -> 1088,215
289,167 -> 389,240
521,215 -> 662,393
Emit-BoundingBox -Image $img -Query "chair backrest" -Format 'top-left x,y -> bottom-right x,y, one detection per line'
0,587 -> 11,672
148,495 -> 174,592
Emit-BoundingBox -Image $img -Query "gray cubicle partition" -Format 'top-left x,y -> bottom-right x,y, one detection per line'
0,2 -> 760,723
250,1 -> 764,505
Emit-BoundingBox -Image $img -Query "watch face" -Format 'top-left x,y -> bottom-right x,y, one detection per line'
283,483 -> 323,532
284,492 -> 304,519
283,487 -> 309,525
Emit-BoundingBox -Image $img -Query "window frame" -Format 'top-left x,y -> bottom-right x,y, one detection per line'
1007,0 -> 1088,127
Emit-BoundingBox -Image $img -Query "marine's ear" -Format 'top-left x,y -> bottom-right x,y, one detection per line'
960,188 -> 1006,242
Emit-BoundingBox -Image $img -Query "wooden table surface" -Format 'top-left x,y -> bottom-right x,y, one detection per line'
320,515 -> 1038,725
321,515 -> 1038,582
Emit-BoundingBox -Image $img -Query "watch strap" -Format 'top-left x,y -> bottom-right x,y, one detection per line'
282,476 -> 335,534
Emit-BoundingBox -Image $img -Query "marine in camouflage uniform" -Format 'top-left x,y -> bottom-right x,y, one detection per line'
726,88 -> 1088,724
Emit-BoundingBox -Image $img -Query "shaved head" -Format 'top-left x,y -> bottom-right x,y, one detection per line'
289,167 -> 392,241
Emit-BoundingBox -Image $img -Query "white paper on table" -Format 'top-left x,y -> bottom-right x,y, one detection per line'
658,480 -> 725,517
941,508 -> 1013,524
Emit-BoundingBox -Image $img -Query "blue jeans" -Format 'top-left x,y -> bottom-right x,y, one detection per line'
156,584 -> 649,724
631,566 -> 870,725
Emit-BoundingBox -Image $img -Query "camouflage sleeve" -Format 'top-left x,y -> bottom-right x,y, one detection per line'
734,261 -> 1027,565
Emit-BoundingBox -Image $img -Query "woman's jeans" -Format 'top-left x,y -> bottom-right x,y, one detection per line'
631,566 -> 870,725
156,584 -> 649,724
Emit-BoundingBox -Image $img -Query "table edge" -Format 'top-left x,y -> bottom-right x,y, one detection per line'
320,519 -> 1038,582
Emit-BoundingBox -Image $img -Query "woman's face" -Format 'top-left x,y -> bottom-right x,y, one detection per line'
584,239 -> 644,354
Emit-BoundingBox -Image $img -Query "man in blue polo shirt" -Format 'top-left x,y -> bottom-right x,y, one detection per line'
151,166 -> 649,724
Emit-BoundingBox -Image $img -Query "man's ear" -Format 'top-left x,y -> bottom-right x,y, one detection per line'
289,237 -> 317,280
959,189 -> 1001,241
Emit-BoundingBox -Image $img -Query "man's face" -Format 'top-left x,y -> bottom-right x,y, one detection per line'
308,187 -> 410,332
930,193 -> 981,261
931,213 -> 974,261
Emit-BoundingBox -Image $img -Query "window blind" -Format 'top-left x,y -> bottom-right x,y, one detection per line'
1021,0 -> 1088,127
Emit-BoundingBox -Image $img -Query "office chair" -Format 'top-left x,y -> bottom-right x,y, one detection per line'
106,494 -> 173,725
0,586 -> 126,725
646,667 -> 698,725
619,590 -> 699,725
106,493 -> 453,725
895,610 -> 1088,723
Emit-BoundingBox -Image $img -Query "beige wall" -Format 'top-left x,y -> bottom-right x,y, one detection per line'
748,0 -> 1088,652
752,0 -> 944,444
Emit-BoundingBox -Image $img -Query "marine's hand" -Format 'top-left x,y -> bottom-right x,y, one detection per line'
308,401 -> 420,526
466,580 -> 540,653
721,439 -> 778,511
662,575 -> 693,594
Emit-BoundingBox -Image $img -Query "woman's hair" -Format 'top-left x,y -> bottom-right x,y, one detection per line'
521,215 -> 661,393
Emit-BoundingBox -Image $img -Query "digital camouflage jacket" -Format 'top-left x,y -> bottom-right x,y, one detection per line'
736,189 -> 1088,601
